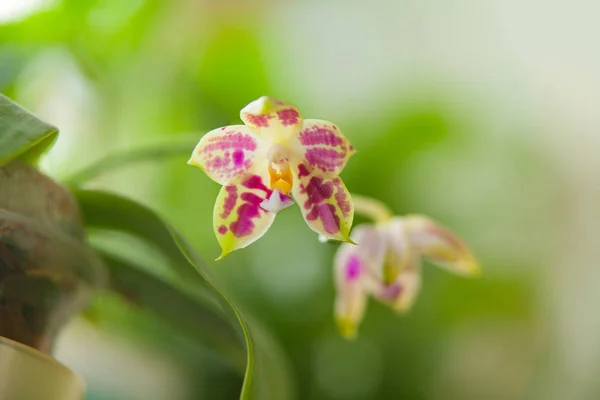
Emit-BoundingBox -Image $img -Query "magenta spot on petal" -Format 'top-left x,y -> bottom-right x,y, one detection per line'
229,202 -> 261,238
303,177 -> 334,208
241,192 -> 264,207
229,179 -> 274,238
381,283 -> 402,300
243,175 -> 270,193
298,124 -> 351,173
220,186 -> 238,219
299,124 -> 344,147
200,131 -> 257,181
233,149 -> 245,166
277,108 -> 300,126
218,225 -> 228,234
297,174 -> 341,234
279,192 -> 291,202
305,147 -> 346,172
298,164 -> 310,178
333,179 -> 351,217
244,113 -> 270,128
346,255 -> 362,281
306,203 -> 340,234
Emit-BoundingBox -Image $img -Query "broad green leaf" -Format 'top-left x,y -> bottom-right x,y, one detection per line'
0,93 -> 58,166
97,250 -> 246,374
73,189 -> 294,400
71,190 -> 212,291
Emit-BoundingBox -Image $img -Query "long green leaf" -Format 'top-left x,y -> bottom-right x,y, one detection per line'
73,189 -> 294,399
97,249 -> 246,374
0,93 -> 58,166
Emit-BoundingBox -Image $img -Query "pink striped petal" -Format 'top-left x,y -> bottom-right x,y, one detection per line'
240,96 -> 302,142
214,172 -> 292,258
293,119 -> 355,178
334,242 -> 369,339
404,215 -> 480,276
291,162 -> 354,241
189,125 -> 265,185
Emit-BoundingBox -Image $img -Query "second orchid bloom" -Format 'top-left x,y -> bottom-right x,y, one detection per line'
189,96 -> 355,258
335,197 -> 480,338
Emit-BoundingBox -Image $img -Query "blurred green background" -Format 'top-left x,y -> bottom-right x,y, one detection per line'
2,0 -> 599,399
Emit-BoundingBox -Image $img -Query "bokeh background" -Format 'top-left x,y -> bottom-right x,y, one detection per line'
2,0 -> 600,399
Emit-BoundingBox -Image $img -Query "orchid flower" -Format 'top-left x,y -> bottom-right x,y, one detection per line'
189,96 -> 355,259
334,195 -> 479,338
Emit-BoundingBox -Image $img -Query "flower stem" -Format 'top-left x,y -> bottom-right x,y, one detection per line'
352,194 -> 394,223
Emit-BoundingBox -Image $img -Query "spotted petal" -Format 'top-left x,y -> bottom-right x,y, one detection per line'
240,96 -> 302,142
405,215 -> 480,276
293,119 -> 355,178
291,162 -> 354,241
188,125 -> 265,185
334,241 -> 369,339
213,171 -> 292,259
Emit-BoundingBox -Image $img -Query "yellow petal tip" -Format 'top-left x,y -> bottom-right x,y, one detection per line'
466,262 -> 482,277
393,302 -> 414,314
336,317 -> 358,340
187,158 -> 201,168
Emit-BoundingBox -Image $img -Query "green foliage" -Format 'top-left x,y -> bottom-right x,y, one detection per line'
0,94 -> 58,165
0,94 -> 293,399
72,189 -> 293,400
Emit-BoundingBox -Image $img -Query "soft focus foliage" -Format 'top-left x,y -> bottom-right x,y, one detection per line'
3,0 -> 600,399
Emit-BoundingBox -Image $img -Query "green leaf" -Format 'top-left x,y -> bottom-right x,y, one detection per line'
73,189 -> 294,399
97,249 -> 246,374
0,93 -> 58,166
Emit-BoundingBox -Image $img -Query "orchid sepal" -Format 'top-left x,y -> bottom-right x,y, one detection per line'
404,214 -> 481,277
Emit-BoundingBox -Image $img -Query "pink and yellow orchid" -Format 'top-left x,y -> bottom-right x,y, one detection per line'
334,196 -> 479,338
189,96 -> 355,258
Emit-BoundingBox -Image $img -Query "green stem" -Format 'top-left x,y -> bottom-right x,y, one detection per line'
352,194 -> 394,223
65,140 -> 197,185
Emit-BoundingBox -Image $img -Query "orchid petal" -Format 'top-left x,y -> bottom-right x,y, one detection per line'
291,162 -> 354,241
349,224 -> 387,274
334,242 -> 369,339
381,217 -> 414,284
214,171 -> 291,259
405,215 -> 480,276
240,96 -> 302,142
292,119 -> 355,178
189,125 -> 265,185
372,264 -> 422,313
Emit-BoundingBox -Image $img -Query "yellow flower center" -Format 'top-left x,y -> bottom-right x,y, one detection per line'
269,165 -> 293,195
266,143 -> 293,195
